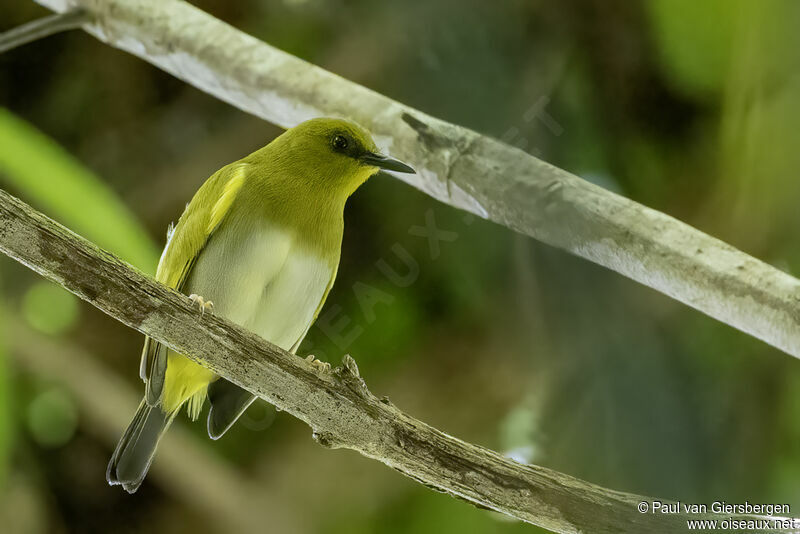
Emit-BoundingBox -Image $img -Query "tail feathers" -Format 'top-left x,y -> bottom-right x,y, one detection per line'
207,379 -> 256,440
107,399 -> 176,493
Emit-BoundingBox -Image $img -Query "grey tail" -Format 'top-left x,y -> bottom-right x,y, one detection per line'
107,399 -> 176,493
207,379 -> 256,440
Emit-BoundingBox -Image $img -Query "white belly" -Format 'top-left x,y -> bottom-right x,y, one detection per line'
246,251 -> 333,350
185,222 -> 334,351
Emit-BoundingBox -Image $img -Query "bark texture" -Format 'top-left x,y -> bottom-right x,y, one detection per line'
2,190 -> 795,532
30,0 -> 800,361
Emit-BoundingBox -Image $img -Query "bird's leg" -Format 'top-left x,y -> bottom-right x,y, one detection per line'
188,294 -> 214,315
305,354 -> 331,373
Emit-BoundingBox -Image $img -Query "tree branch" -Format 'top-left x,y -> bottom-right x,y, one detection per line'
31,0 -> 800,361
0,8 -> 88,54
2,192 -> 795,532
6,312 -> 306,534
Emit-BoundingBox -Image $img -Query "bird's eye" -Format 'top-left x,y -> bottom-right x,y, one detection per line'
332,135 -> 349,151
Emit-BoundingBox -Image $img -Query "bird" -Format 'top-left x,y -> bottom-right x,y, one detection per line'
106,117 -> 415,493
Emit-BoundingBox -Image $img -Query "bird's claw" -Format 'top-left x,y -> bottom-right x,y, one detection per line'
189,294 -> 214,315
305,354 -> 331,373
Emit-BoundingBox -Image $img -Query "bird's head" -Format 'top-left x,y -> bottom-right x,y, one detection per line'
266,117 -> 415,199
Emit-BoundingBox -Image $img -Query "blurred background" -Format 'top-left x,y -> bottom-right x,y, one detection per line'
2,0 -> 800,532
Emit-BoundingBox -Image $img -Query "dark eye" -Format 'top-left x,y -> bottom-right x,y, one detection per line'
332,135 -> 349,151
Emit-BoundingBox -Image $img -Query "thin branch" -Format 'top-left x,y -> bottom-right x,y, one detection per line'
2,193 -> 795,533
0,8 -> 88,54
31,0 -> 800,361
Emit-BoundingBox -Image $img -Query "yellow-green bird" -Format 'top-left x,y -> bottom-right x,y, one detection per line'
107,118 -> 414,493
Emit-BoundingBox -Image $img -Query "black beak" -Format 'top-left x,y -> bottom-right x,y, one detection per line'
361,152 -> 416,174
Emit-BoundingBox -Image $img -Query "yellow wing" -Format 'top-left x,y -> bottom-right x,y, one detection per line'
140,163 -> 248,405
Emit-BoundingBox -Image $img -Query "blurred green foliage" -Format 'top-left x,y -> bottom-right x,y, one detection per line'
0,108 -> 158,272
26,387 -> 78,449
646,0 -> 737,99
0,0 -> 799,532
22,282 -> 80,336
0,321 -> 10,487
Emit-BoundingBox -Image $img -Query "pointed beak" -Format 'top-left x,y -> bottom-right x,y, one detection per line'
361,152 -> 416,174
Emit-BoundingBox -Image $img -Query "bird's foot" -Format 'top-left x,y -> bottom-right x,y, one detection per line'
305,354 -> 331,373
189,294 -> 214,315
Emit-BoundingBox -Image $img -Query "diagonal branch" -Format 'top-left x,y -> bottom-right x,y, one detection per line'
31,0 -> 800,360
2,192 -> 795,533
